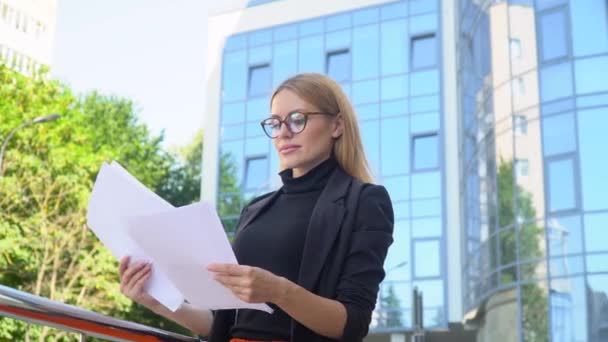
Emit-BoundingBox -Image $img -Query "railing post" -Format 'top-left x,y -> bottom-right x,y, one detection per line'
411,287 -> 425,342
79,333 -> 88,342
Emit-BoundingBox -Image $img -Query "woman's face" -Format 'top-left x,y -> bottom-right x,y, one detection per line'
270,90 -> 342,177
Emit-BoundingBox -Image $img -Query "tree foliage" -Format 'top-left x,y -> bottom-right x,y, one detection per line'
495,160 -> 548,342
0,63 -> 228,340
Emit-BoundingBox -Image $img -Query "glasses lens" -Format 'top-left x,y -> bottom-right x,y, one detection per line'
262,118 -> 280,137
288,112 -> 306,133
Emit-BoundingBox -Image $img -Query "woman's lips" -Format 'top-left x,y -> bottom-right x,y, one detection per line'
280,145 -> 300,154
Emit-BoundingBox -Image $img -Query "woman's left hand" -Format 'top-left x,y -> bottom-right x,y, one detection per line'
207,264 -> 290,304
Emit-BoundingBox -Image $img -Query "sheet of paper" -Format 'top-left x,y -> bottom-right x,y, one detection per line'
86,162 -> 184,311
126,202 -> 273,313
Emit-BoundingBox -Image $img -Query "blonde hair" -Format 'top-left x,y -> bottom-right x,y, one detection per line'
271,73 -> 374,184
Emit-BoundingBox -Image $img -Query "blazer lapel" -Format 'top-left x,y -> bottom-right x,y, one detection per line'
234,190 -> 281,236
297,167 -> 352,292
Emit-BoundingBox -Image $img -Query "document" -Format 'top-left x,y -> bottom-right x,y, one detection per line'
126,202 -> 272,313
86,161 -> 271,313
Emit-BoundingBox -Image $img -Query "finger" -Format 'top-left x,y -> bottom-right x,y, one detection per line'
131,268 -> 152,293
208,263 -> 250,276
126,264 -> 152,291
214,274 -> 249,288
122,261 -> 148,282
119,256 -> 131,277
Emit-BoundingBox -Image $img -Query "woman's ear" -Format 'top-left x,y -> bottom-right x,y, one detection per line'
332,113 -> 344,139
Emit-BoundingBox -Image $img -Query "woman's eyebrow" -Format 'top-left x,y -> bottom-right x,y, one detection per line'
270,108 -> 306,117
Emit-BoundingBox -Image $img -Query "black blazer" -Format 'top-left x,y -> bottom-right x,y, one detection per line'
207,166 -> 394,342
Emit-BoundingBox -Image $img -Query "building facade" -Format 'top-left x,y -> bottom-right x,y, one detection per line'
0,0 -> 57,73
201,0 -> 608,341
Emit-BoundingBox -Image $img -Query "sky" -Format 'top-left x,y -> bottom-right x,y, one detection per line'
52,0 -> 209,149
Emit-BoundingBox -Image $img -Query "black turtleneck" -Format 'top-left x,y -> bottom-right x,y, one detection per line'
230,157 -> 338,340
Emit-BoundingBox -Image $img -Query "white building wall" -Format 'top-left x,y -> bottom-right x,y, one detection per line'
0,0 -> 57,73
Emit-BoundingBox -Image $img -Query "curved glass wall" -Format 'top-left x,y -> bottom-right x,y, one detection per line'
459,0 -> 608,341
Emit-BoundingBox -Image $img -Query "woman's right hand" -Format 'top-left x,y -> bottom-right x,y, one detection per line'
119,256 -> 160,309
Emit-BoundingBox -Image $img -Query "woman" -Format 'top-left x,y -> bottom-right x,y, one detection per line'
119,73 -> 394,342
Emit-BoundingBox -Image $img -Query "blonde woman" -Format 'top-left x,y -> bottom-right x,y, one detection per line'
119,73 -> 394,342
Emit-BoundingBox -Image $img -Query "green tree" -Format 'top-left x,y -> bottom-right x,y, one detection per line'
0,63 -> 183,340
495,160 -> 548,342
380,285 -> 402,327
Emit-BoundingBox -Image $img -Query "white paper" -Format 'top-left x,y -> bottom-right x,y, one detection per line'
86,162 -> 184,311
126,202 -> 273,313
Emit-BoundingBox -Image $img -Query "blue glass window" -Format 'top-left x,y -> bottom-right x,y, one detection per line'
381,74 -> 408,100
326,50 -> 351,83
410,14 -> 437,37
541,62 -> 573,102
326,13 -> 351,31
411,34 -> 437,69
274,24 -> 297,42
411,171 -> 441,198
414,239 -> 441,278
223,50 -> 247,101
221,140 -> 244,186
221,102 -> 246,125
326,30 -> 350,51
298,35 -> 324,72
244,156 -> 269,191
575,55 -> 608,95
248,64 -> 271,97
381,117 -> 409,176
550,276 -> 588,342
536,0 -> 567,10
584,212 -> 608,253
353,7 -> 379,25
413,133 -> 439,171
412,217 -> 442,238
246,98 -> 268,122
353,24 -> 379,80
547,215 -> 583,256
249,46 -> 271,65
411,112 -> 440,134
381,99 -> 408,117
570,0 -> 608,57
299,19 -> 323,36
383,176 -> 410,201
411,198 -> 441,217
586,275 -> 608,339
413,279 -> 444,327
245,136 -> 268,157
578,107 -> 608,211
410,0 -> 438,15
380,2 -> 408,20
221,124 -> 244,141
273,41 -> 297,87
352,79 -> 379,105
385,220 -> 411,281
410,69 -> 439,96
248,29 -> 272,47
547,158 -> 577,212
381,19 -> 408,75
540,9 -> 569,61
360,120 -> 380,176
542,112 -> 576,156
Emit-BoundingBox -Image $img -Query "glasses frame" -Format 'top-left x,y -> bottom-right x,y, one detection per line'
259,110 -> 336,139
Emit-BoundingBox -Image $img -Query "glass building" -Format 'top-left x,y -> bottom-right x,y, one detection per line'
460,0 -> 608,341
202,0 -> 608,340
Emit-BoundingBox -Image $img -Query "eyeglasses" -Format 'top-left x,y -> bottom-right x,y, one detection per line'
260,111 -> 336,139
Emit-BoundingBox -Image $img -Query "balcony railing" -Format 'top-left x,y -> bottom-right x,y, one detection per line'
0,284 -> 199,341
